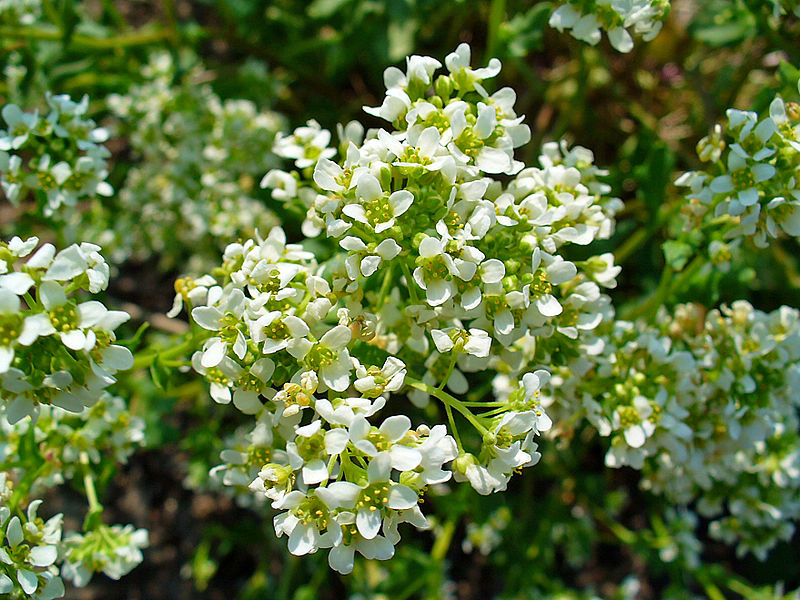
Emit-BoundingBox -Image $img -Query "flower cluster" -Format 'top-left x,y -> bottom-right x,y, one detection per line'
0,94 -> 112,216
549,301 -> 800,558
60,524 -> 149,587
676,76 -> 800,253
0,237 -> 133,423
549,0 -> 669,53
106,52 -> 286,270
0,481 -> 65,600
182,43 -> 623,571
0,393 -> 145,493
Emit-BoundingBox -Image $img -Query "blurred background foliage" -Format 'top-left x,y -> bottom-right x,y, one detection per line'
2,0 -> 800,598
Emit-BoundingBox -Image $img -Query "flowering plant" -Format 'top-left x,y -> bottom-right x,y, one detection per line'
1,1 -> 800,598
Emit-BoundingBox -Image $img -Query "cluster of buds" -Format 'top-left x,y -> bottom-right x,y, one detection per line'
0,94 -> 112,216
0,237 -> 133,423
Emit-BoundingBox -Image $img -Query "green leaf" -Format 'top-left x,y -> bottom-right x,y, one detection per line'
502,3 -> 552,56
663,240 -> 693,270
149,353 -> 169,391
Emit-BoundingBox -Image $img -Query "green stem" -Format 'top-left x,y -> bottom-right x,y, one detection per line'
444,403 -> 462,451
400,262 -> 420,304
425,518 -> 456,600
131,337 -> 196,370
405,376 -> 487,434
0,24 -> 171,48
695,569 -> 727,600
23,291 -> 38,310
100,0 -> 128,30
438,352 -> 458,391
614,226 -> 651,265
621,255 -> 705,321
80,452 -> 103,530
8,462 -> 51,512
486,0 -> 506,61
376,263 -> 394,310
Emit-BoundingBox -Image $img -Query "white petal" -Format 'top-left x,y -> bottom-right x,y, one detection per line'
536,294 -> 563,317
480,259 -> 505,283
328,544 -> 355,574
319,325 -> 352,350
325,429 -> 350,455
201,339 -> 227,368
374,239 -> 401,260
356,508 -> 383,540
61,329 -> 87,351
320,356 -> 352,392
425,279 -> 453,306
389,190 -> 413,216
379,415 -> 411,441
367,452 -> 392,482
389,445 -> 422,471
0,272 -> 34,295
43,245 -> 88,281
361,256 -> 382,277
608,27 -> 633,52
357,174 -> 383,202
29,545 -> 58,567
288,523 -> 318,556
386,484 -> 418,510
303,459 -> 330,485
313,158 -> 344,192
431,329 -> 454,353
624,425 -> 646,448
192,306 -> 223,330
17,569 -> 38,595
316,481 -> 361,510
233,390 -> 263,414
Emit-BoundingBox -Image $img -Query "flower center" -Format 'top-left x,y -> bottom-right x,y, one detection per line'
617,405 -> 641,428
247,445 -> 272,468
731,169 -> 755,191
48,303 -> 78,332
306,344 -> 336,368
357,482 -> 390,512
294,496 -> 329,530
0,315 -> 21,346
363,197 -> 394,227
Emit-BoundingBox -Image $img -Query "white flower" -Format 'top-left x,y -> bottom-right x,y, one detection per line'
445,43 -> 501,94
0,104 -> 39,150
314,395 -> 386,427
341,173 -> 413,234
710,150 -> 775,213
353,357 -> 406,397
288,324 -> 353,392
348,415 -> 422,471
613,396 -> 656,449
431,327 -> 492,358
274,120 -> 335,169
340,236 -> 402,279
